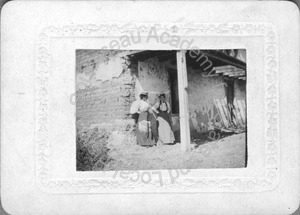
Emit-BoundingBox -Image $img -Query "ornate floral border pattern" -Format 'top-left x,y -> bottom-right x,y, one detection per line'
36,22 -> 279,193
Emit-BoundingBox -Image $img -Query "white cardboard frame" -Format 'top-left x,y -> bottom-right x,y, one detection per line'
1,1 -> 299,214
35,22 -> 279,193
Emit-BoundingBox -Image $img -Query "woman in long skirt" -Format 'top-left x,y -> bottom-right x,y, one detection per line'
130,92 -> 157,146
152,93 -> 175,144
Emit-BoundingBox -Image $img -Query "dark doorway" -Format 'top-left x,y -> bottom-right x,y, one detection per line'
168,69 -> 179,114
226,79 -> 234,106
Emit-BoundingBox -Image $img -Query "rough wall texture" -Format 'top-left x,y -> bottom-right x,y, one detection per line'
138,57 -> 171,106
187,68 -> 247,136
76,50 -> 138,145
76,74 -> 135,125
76,50 -> 121,74
187,68 -> 225,136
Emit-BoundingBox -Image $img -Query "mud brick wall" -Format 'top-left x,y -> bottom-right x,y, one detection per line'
187,67 -> 225,135
76,50 -> 138,132
76,50 -> 121,74
187,67 -> 247,136
137,57 -> 171,105
76,74 -> 136,126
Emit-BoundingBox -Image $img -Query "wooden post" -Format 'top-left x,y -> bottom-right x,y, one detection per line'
176,50 -> 191,152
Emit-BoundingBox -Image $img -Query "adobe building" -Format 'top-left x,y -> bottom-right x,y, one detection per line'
76,49 -> 246,151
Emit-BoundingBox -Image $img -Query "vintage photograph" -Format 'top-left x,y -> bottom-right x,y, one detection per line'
76,49 -> 247,171
3,0 -> 300,213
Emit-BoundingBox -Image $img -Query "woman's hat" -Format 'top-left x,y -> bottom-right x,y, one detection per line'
140,91 -> 148,96
159,93 -> 166,97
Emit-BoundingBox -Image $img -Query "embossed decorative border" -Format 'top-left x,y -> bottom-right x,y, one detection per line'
36,22 -> 279,193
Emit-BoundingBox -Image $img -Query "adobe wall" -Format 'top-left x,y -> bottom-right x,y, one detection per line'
187,68 -> 247,136
76,50 -> 138,145
187,68 -> 226,136
137,57 -> 171,106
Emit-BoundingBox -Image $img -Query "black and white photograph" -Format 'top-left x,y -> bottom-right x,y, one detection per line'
2,1 -> 299,214
76,49 -> 247,171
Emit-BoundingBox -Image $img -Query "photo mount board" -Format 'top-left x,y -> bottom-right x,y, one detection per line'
1,1 -> 299,214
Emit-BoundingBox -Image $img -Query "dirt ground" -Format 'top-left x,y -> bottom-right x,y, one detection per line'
101,132 -> 246,171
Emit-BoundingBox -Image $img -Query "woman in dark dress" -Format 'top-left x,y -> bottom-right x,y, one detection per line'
130,92 -> 157,146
